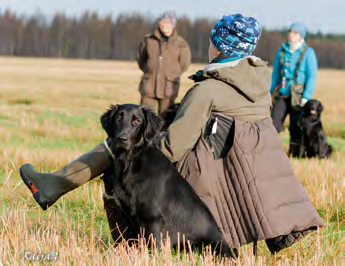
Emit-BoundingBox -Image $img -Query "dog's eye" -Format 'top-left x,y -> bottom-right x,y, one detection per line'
132,119 -> 141,126
116,115 -> 122,123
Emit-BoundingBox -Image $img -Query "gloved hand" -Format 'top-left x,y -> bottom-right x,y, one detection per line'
300,98 -> 309,107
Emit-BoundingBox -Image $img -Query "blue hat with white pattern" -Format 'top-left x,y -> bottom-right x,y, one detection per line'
210,14 -> 261,61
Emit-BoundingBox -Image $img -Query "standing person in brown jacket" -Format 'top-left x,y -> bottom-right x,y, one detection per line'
19,14 -> 323,255
137,11 -> 191,117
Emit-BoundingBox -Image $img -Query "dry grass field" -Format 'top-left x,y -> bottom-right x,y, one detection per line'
0,57 -> 344,265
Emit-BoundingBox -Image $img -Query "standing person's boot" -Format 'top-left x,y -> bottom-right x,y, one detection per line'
19,140 -> 113,210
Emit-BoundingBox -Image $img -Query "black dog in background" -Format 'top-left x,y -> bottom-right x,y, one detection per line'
100,104 -> 235,258
299,99 -> 333,159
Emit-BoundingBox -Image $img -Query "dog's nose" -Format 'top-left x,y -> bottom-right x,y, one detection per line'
117,135 -> 128,143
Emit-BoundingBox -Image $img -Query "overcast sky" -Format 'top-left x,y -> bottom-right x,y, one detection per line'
0,0 -> 344,34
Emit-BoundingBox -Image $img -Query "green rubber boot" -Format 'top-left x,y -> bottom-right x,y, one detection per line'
19,141 -> 113,210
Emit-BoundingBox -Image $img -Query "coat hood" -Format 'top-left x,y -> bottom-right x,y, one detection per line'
189,56 -> 269,103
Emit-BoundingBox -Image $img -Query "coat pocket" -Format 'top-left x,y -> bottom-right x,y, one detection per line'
290,83 -> 305,109
139,73 -> 154,96
164,77 -> 180,98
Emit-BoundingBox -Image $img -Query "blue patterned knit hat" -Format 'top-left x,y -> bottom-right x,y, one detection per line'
210,14 -> 261,61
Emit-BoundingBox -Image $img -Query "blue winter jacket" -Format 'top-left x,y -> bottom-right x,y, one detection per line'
270,42 -> 318,100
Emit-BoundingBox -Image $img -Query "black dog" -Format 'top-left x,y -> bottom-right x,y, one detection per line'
100,104 -> 234,258
299,99 -> 333,159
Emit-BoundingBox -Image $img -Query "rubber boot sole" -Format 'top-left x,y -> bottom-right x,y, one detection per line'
20,166 -> 51,210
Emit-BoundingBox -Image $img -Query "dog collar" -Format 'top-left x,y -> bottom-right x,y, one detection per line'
103,139 -> 115,161
308,120 -> 320,127
103,192 -> 115,200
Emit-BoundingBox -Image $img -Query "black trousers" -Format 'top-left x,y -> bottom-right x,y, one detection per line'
271,96 -> 302,157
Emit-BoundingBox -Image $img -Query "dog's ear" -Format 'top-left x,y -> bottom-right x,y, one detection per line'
101,104 -> 117,136
141,107 -> 164,141
317,101 -> 324,114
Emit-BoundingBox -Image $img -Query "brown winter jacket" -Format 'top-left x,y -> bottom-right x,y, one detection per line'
137,29 -> 191,99
159,56 -> 323,250
160,56 -> 272,162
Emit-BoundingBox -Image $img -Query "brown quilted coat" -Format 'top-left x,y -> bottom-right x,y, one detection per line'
160,57 -> 323,251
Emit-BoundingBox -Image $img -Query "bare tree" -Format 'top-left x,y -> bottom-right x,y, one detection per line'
0,11 -> 343,68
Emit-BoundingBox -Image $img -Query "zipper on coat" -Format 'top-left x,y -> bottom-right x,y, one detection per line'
155,39 -> 163,99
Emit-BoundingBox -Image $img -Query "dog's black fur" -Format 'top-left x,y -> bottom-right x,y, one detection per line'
299,99 -> 333,159
100,104 -> 234,257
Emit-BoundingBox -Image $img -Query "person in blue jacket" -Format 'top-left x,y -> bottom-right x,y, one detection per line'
270,22 -> 318,156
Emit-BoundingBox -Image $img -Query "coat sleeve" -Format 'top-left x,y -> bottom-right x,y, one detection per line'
178,38 -> 192,74
302,48 -> 318,100
270,49 -> 282,94
137,37 -> 148,72
159,83 -> 213,162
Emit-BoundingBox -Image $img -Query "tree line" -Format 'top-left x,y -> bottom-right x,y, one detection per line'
0,10 -> 344,68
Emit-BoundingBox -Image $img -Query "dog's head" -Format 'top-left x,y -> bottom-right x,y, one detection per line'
100,104 -> 164,151
300,99 -> 323,128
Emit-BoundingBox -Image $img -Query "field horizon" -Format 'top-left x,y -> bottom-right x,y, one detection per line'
0,57 -> 344,265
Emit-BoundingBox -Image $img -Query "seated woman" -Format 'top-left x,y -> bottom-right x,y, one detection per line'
20,14 -> 323,254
